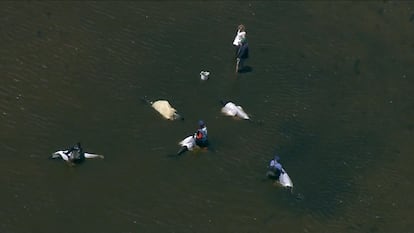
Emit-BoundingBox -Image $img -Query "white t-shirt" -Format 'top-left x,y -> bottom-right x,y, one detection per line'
233,30 -> 246,46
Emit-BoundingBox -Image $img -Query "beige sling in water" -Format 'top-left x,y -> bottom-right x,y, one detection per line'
151,100 -> 181,120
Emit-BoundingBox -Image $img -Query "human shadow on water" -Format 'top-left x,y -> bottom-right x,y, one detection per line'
237,66 -> 253,74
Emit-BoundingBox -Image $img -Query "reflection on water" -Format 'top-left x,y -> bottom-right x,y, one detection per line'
1,1 -> 413,233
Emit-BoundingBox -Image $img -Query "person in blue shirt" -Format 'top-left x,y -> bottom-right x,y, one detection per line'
194,120 -> 208,148
266,155 -> 284,180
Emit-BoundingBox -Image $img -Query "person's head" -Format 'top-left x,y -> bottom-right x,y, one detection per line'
238,24 -> 245,32
198,120 -> 205,128
74,143 -> 81,150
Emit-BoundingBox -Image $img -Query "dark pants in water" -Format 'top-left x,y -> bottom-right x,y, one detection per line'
237,58 -> 247,72
66,148 -> 85,164
196,140 -> 208,148
266,169 -> 281,180
236,42 -> 249,72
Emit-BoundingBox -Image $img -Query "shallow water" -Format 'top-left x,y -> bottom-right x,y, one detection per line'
1,1 -> 413,233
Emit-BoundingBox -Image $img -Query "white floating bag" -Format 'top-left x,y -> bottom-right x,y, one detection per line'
221,102 -> 250,120
200,71 -> 210,81
151,100 -> 181,120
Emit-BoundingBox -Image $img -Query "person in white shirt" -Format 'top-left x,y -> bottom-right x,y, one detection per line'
233,24 -> 246,47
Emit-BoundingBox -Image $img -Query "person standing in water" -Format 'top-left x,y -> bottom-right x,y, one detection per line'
194,120 -> 208,148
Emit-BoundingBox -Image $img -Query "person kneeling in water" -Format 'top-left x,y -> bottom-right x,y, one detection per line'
194,120 -> 208,148
65,142 -> 85,164
266,156 -> 284,180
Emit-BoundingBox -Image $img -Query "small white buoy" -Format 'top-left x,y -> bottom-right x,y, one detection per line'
200,71 -> 210,80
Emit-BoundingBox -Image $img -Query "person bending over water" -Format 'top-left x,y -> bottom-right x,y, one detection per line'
266,156 -> 284,180
65,142 -> 85,164
194,120 -> 208,148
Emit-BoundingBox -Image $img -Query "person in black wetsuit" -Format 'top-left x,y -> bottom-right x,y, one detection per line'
65,142 -> 85,164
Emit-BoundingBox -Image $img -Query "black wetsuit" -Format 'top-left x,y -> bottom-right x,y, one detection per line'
66,143 -> 85,163
266,167 -> 282,180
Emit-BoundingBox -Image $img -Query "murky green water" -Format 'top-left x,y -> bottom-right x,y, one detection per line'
1,1 -> 413,233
